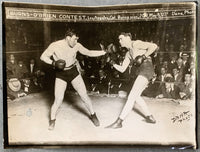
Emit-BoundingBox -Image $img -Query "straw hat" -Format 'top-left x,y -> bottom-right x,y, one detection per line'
181,53 -> 189,57
8,78 -> 21,92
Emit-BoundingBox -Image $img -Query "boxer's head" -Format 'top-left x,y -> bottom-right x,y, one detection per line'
118,32 -> 132,48
65,29 -> 79,48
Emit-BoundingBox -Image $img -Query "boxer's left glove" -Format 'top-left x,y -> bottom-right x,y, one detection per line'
135,55 -> 146,66
52,59 -> 66,70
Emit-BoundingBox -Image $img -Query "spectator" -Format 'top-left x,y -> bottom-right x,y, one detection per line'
176,58 -> 184,75
95,69 -> 110,94
7,78 -> 27,100
15,60 -> 28,80
28,59 -> 38,76
182,53 -> 189,67
168,53 -> 178,73
179,74 -> 193,100
172,66 -> 183,86
188,60 -> 195,74
143,67 -> 170,98
190,67 -> 195,82
6,54 -> 17,78
162,60 -> 170,73
156,76 -> 180,99
181,53 -> 190,75
154,54 -> 164,75
27,58 -> 46,92
157,66 -> 168,82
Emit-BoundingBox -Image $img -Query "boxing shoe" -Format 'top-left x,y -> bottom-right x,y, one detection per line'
48,119 -> 56,130
145,115 -> 156,124
90,113 -> 100,127
105,118 -> 123,129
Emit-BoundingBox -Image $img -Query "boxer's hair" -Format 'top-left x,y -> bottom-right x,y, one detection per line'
120,32 -> 132,39
65,29 -> 78,37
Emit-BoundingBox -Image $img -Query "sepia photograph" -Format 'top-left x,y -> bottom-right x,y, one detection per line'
2,1 -> 197,148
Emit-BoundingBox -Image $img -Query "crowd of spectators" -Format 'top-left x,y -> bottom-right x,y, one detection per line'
6,34 -> 195,102
6,42 -> 195,102
6,54 -> 45,100
6,41 -> 195,101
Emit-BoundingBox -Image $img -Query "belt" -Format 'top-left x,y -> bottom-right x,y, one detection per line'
63,62 -> 76,70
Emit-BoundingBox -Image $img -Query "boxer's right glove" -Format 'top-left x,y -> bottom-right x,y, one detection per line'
52,59 -> 66,70
135,55 -> 146,66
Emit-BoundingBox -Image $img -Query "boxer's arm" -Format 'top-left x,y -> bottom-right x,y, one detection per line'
40,43 -> 55,65
136,40 -> 158,57
113,54 -> 130,73
78,43 -> 106,57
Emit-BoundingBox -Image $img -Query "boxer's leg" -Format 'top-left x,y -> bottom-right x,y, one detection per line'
71,75 -> 100,126
135,96 -> 151,116
119,75 -> 148,120
49,78 -> 67,130
135,96 -> 156,123
106,75 -> 148,129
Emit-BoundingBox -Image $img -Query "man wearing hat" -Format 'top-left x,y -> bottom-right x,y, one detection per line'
181,53 -> 190,75
7,78 -> 26,100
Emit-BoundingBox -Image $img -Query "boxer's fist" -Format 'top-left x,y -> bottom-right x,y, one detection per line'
100,43 -> 108,53
52,59 -> 66,70
107,43 -> 117,53
135,55 -> 146,66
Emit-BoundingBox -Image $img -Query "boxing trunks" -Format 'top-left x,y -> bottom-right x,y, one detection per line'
137,58 -> 154,81
56,63 -> 79,82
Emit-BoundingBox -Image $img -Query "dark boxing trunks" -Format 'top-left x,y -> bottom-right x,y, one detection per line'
138,58 -> 154,81
56,66 -> 79,82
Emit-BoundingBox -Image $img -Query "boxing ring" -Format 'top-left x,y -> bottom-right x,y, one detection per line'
7,91 -> 195,146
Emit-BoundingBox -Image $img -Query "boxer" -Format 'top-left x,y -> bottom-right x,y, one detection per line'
106,32 -> 158,129
40,29 -> 106,130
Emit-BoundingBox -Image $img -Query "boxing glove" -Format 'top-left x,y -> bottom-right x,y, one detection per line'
52,59 -> 66,70
135,55 -> 146,66
107,43 -> 117,53
100,43 -> 108,53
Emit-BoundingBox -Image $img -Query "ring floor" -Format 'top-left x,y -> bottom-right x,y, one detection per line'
7,91 -> 196,147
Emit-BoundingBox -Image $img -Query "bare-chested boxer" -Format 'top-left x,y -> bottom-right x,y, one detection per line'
40,29 -> 106,130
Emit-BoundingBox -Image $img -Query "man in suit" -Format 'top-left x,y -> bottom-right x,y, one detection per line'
172,66 -> 183,87
156,76 -> 180,100
6,54 -> 18,78
179,74 -> 193,100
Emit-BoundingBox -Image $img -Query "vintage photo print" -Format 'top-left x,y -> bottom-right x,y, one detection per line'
2,1 -> 197,148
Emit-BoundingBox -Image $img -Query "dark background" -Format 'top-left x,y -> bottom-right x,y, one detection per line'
5,19 -> 194,66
